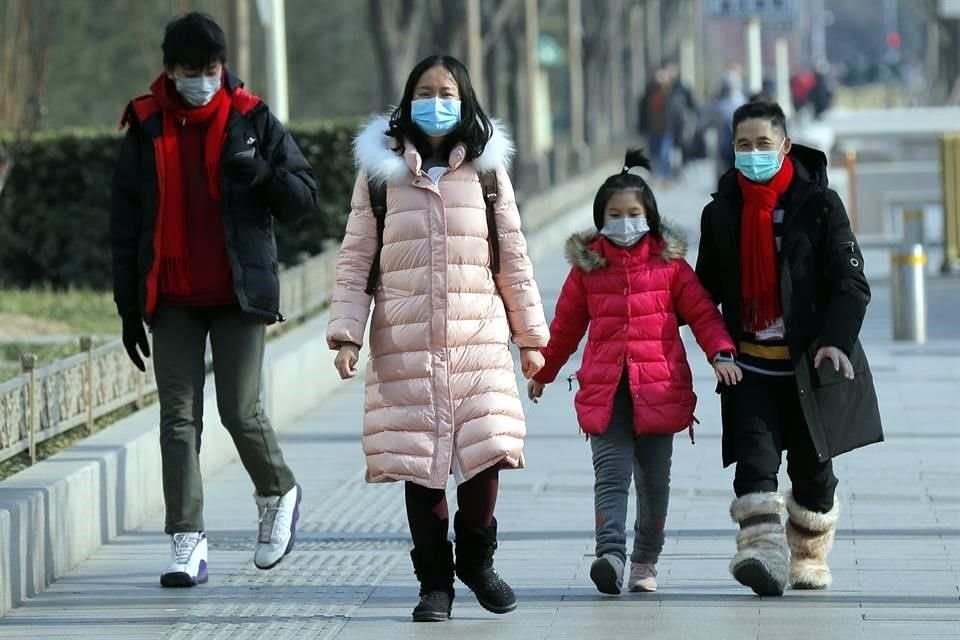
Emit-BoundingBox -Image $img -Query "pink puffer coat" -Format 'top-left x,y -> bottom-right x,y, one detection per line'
534,226 -> 735,436
326,116 -> 549,489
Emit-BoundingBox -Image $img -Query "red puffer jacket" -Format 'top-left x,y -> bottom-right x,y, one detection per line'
534,223 -> 735,436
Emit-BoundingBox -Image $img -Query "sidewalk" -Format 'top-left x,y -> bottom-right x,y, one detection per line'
1,163 -> 957,639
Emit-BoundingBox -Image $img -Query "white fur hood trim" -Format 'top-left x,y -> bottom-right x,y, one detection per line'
353,114 -> 515,186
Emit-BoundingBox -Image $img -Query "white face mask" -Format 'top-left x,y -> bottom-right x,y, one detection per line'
601,216 -> 650,247
174,74 -> 222,107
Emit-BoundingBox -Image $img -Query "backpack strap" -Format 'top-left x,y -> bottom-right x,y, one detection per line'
479,170 -> 501,275
364,171 -> 498,295
364,178 -> 388,295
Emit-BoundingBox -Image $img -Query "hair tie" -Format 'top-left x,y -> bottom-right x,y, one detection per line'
625,165 -> 647,177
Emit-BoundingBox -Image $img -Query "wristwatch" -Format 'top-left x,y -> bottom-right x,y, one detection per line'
713,352 -> 735,364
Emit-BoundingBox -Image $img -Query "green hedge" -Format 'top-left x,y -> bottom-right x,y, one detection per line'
0,118 -> 360,289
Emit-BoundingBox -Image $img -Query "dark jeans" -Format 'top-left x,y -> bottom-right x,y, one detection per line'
731,371 -> 838,513
404,466 -> 500,549
591,377 -> 674,564
648,133 -> 675,179
152,305 -> 297,534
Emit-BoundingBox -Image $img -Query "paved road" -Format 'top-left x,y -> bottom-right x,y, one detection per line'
2,164 -> 958,639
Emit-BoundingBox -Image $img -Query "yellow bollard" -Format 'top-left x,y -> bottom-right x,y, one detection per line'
940,133 -> 960,274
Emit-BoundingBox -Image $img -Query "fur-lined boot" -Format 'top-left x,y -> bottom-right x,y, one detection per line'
729,492 -> 789,597
785,493 -> 839,590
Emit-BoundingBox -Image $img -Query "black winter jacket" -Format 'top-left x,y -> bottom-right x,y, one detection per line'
111,73 -> 318,323
696,145 -> 883,466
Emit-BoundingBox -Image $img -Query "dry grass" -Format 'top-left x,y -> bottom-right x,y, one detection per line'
0,288 -> 117,382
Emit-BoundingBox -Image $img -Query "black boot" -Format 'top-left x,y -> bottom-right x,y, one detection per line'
410,541 -> 455,622
454,513 -> 517,614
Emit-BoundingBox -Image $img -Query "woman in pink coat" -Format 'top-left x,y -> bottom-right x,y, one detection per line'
326,55 -> 548,622
528,150 -> 740,596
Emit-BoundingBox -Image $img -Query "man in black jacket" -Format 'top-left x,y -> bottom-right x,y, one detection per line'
110,12 -> 318,587
696,102 -> 882,597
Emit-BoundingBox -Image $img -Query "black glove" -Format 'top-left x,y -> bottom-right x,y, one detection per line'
121,314 -> 150,372
224,154 -> 273,187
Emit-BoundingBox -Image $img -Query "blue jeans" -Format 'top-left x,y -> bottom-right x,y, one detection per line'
590,377 -> 674,564
648,133 -> 675,179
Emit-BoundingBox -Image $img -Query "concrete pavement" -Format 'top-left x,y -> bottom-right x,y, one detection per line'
1,162 -> 958,639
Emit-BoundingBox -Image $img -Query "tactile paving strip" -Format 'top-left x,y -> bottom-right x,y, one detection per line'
160,476 -> 409,639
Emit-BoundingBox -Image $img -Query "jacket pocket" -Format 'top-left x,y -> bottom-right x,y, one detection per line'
811,342 -> 868,388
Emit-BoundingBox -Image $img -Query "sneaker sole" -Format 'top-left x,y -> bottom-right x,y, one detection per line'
160,572 -> 208,588
732,559 -> 784,597
590,560 -> 622,595
255,484 -> 302,571
161,559 -> 208,588
628,583 -> 657,593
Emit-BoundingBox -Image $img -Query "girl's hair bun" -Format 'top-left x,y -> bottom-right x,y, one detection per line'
622,148 -> 652,175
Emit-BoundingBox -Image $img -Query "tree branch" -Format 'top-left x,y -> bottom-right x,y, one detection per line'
483,0 -> 523,56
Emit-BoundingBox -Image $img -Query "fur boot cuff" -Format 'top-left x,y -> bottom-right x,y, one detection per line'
730,492 -> 785,524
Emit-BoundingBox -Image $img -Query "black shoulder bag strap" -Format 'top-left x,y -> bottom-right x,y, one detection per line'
364,179 -> 387,295
479,170 -> 501,274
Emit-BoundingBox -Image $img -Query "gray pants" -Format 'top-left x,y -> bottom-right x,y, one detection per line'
152,305 -> 296,534
591,377 -> 674,564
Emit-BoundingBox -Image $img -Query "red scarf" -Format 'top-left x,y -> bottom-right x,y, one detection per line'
149,74 -> 232,297
737,156 -> 794,333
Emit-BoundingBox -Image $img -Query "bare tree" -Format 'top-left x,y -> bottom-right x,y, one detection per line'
428,0 -> 466,56
919,0 -> 960,103
366,0 -> 429,106
581,0 -> 612,146
0,0 -> 57,197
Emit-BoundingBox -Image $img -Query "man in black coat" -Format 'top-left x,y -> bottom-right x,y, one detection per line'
696,101 -> 882,597
110,13 -> 318,587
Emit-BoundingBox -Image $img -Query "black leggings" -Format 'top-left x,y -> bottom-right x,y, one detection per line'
404,465 -> 499,549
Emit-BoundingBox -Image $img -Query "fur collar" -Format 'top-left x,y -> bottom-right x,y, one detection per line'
564,220 -> 688,272
352,114 -> 515,186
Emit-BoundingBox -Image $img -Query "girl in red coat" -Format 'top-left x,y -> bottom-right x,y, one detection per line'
528,150 -> 741,595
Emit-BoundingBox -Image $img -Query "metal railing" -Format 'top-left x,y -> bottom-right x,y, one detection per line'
0,245 -> 341,465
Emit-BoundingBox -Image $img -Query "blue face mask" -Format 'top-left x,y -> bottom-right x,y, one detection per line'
411,98 -> 462,137
735,140 -> 786,183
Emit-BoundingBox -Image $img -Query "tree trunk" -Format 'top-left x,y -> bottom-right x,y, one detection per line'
366,0 -> 428,107
0,0 -> 56,198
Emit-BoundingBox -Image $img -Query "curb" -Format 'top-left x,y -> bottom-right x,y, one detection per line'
0,169 -> 608,618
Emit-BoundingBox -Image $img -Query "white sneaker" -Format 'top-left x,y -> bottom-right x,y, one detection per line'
160,532 -> 208,587
628,562 -> 658,592
254,484 -> 302,569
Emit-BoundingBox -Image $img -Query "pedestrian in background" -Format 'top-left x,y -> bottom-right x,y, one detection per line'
701,68 -> 747,181
638,68 -> 683,182
326,54 -> 549,622
111,12 -> 318,587
696,101 -> 883,597
663,62 -> 700,170
528,149 -> 739,595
